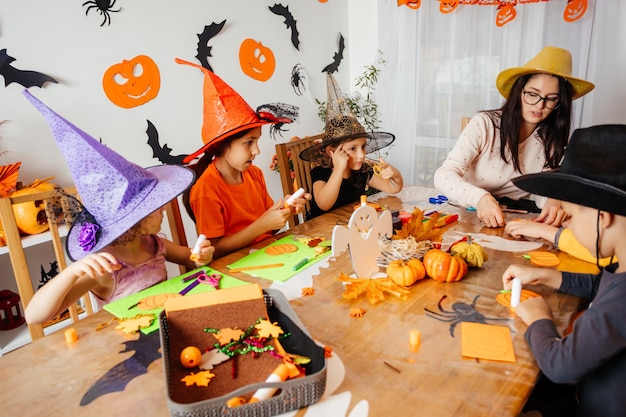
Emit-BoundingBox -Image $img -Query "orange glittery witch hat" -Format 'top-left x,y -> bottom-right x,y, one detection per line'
176,58 -> 293,164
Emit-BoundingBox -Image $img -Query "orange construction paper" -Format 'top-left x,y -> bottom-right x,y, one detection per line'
461,322 -> 516,363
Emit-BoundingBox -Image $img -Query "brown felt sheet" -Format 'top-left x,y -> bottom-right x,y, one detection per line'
166,298 -> 283,404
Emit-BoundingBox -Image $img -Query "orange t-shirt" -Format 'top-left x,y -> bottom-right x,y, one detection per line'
189,162 -> 274,244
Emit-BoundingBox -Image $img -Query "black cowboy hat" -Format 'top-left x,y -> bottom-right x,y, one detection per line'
513,124 -> 626,216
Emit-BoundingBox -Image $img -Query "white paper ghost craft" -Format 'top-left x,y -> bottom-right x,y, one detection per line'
332,205 -> 392,278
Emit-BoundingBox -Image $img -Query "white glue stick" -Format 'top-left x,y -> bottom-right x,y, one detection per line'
284,187 -> 305,208
248,363 -> 290,403
190,234 -> 206,261
510,277 -> 522,314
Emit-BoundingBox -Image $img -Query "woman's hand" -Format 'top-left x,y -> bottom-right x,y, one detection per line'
476,193 -> 506,228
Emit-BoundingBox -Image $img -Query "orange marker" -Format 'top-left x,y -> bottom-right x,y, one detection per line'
248,363 -> 290,403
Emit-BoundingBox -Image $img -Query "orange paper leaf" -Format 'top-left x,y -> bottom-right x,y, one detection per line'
255,319 -> 284,339
181,370 -> 216,387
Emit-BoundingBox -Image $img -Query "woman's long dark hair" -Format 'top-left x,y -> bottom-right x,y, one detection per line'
484,73 -> 573,173
182,128 -> 255,222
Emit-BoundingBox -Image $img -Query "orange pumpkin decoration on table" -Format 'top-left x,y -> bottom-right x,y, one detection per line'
423,249 -> 468,282
239,38 -> 276,82
386,258 -> 426,286
496,4 -> 516,27
102,55 -> 161,108
563,0 -> 587,22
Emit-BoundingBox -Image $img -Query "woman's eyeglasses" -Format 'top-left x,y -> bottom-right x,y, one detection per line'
522,91 -> 560,109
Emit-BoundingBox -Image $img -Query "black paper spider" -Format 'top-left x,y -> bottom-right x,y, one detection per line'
291,64 -> 306,96
83,0 -> 122,26
425,294 -> 508,337
269,122 -> 289,140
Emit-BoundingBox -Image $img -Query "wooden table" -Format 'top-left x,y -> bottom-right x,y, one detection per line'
0,186 -> 586,417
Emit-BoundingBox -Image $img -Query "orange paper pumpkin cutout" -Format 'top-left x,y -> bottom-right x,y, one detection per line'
496,4 -> 516,27
564,0 -> 587,22
102,55 -> 161,108
439,0 -> 459,14
239,38 -> 276,82
528,251 -> 560,267
496,289 -> 542,308
398,0 -> 421,9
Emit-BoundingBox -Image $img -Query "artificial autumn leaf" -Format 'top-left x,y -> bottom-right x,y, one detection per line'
393,208 -> 444,242
349,307 -> 367,318
295,236 -> 325,247
212,327 -> 245,345
337,273 -> 411,305
199,349 -> 231,370
181,370 -> 216,387
301,287 -> 315,296
255,319 -> 284,339
114,314 -> 154,334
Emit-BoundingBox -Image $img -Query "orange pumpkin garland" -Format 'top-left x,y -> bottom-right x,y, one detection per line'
102,55 -> 161,108
423,249 -> 468,282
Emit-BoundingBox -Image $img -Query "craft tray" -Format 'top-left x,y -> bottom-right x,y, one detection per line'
159,289 -> 327,417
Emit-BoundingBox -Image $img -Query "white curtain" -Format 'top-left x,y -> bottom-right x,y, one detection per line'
375,0 -> 597,187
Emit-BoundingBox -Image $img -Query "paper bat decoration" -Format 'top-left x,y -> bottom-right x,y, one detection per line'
195,19 -> 226,72
80,332 -> 161,406
269,4 -> 300,50
146,120 -> 188,165
322,33 -> 345,74
0,49 -> 58,88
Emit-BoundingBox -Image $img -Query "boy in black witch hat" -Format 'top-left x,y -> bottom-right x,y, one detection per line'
502,125 -> 626,417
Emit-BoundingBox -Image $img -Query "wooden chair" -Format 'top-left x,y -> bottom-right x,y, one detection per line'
0,186 -> 92,341
461,116 -> 471,131
163,197 -> 189,274
274,134 -> 324,227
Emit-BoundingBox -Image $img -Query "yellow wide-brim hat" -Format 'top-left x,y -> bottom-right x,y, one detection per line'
496,46 -> 595,100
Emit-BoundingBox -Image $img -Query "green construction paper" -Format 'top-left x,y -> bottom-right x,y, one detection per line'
103,266 -> 249,334
227,235 -> 331,282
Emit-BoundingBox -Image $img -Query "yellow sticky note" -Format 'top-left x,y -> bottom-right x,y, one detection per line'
460,322 -> 516,363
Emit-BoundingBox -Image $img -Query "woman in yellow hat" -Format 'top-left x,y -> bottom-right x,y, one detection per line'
434,46 -> 594,228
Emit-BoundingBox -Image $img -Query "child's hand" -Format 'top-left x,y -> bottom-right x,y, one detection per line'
69,252 -> 121,280
329,143 -> 350,171
261,200 -> 292,230
502,263 -> 562,290
190,239 -> 215,266
374,158 -> 395,180
516,296 -> 553,326
535,198 -> 569,226
505,219 -> 559,241
284,191 -> 311,214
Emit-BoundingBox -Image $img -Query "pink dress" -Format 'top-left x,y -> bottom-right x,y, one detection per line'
93,234 -> 167,309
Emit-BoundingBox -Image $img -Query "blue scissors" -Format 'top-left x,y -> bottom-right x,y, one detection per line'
179,271 -> 221,295
429,195 -> 449,204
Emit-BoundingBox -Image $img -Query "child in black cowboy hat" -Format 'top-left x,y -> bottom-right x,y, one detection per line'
502,124 -> 626,417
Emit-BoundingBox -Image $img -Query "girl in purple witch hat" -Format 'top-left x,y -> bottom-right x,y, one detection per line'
22,91 -> 215,325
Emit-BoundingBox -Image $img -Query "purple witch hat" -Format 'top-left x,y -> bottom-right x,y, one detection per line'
23,90 -> 194,261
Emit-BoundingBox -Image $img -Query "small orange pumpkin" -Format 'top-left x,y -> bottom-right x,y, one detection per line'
386,258 -> 426,286
102,55 -> 161,108
423,249 -> 468,282
239,38 -> 276,82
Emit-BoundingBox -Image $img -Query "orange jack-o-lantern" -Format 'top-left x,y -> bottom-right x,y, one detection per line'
10,182 -> 59,235
239,38 -> 276,82
496,4 -> 516,27
439,0 -> 458,14
398,0 -> 421,9
102,55 -> 161,108
564,0 -> 587,22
